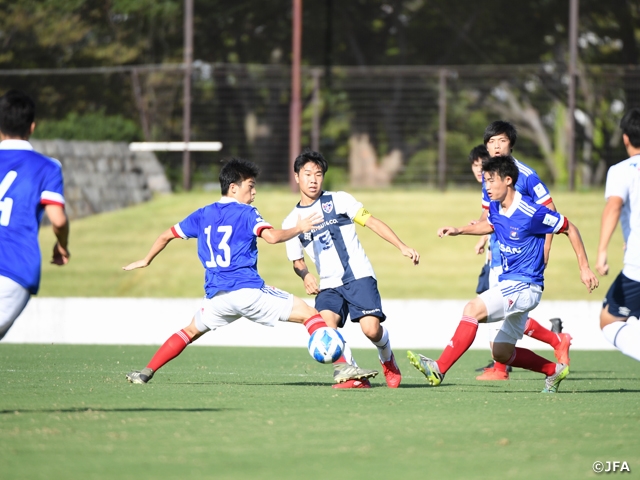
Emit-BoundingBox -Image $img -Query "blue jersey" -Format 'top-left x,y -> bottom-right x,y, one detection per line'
487,192 -> 568,286
0,140 -> 65,294
171,197 -> 272,298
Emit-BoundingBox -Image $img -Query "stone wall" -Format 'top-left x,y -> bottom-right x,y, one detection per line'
31,140 -> 171,219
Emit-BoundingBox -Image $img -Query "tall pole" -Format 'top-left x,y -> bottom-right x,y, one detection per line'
182,0 -> 194,191
567,0 -> 578,191
438,69 -> 447,191
289,0 -> 302,191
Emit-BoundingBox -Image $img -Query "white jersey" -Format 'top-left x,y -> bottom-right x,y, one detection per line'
283,191 -> 375,290
604,154 -> 640,281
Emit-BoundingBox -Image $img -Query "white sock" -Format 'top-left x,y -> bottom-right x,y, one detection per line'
342,341 -> 357,367
372,325 -> 392,362
602,321 -> 640,362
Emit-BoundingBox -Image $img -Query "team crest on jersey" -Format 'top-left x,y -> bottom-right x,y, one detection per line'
510,230 -> 519,240
322,201 -> 334,214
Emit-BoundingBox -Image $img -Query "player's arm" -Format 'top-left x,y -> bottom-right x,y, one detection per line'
596,196 -> 623,276
360,213 -> 420,265
260,213 -> 322,244
542,200 -> 556,266
292,258 -> 320,295
122,228 -> 176,270
45,204 -> 70,266
560,220 -> 599,293
439,219 -> 493,237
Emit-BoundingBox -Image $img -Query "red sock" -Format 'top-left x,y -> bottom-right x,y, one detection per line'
524,318 -> 560,348
304,314 -> 328,335
437,316 -> 479,373
506,347 -> 556,376
147,329 -> 192,372
493,362 -> 508,372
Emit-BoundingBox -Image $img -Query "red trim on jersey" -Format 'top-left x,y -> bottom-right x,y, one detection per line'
557,217 -> 569,234
256,225 -> 273,237
40,199 -> 64,206
170,226 -> 181,238
541,198 -> 553,206
482,205 -> 489,210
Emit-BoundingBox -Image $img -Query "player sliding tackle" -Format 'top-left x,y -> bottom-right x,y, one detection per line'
408,155 -> 598,393
123,158 -> 339,385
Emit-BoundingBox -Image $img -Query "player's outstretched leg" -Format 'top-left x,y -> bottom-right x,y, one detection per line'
524,317 -> 572,365
126,368 -> 154,384
407,351 -> 444,386
541,363 -> 569,394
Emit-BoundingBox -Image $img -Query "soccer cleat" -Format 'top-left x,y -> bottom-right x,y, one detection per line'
126,367 -> 154,384
553,333 -> 572,365
380,353 -> 402,388
407,351 -> 444,386
541,363 -> 569,394
549,318 -> 563,333
332,378 -> 371,389
333,363 -> 378,384
475,367 -> 509,381
475,360 -> 512,372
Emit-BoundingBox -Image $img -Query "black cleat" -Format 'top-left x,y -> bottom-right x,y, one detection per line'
126,367 -> 154,384
549,318 -> 563,334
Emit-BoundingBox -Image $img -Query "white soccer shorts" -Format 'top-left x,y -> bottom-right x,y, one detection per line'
194,285 -> 294,333
0,275 -> 31,339
479,280 -> 542,344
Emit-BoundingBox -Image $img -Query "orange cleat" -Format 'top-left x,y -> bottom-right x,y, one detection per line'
332,378 -> 371,389
475,367 -> 509,381
554,333 -> 572,365
380,353 -> 402,388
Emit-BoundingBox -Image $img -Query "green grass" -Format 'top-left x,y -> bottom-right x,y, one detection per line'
1,344 -> 638,479
38,188 -> 623,299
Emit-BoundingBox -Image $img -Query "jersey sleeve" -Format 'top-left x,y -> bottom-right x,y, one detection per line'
530,207 -> 568,235
282,210 -> 305,261
251,207 -> 272,237
604,164 -> 630,202
172,209 -> 202,239
335,191 -> 363,219
524,174 -> 552,206
40,162 -> 65,206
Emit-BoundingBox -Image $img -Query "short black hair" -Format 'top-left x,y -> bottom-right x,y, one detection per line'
468,145 -> 490,165
0,89 -> 35,138
293,149 -> 328,174
483,121 -> 517,150
620,108 -> 640,148
219,158 -> 259,195
482,155 -> 519,186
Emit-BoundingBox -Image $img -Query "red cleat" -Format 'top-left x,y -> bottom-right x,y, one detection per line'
380,353 -> 402,388
332,378 -> 371,389
475,367 -> 509,381
554,333 -> 572,365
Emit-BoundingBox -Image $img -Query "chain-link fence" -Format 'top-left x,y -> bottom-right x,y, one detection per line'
1,63 -> 638,188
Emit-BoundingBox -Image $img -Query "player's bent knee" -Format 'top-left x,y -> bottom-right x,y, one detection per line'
491,343 -> 514,364
288,296 -> 318,324
463,298 -> 488,322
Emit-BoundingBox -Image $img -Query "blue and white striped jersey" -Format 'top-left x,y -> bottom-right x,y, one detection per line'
172,197 -> 272,297
0,140 -> 65,294
487,191 -> 568,286
283,191 -> 375,290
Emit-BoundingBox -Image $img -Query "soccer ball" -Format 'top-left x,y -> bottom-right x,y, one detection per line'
308,327 -> 345,364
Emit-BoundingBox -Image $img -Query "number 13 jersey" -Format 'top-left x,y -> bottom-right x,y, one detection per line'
172,197 -> 272,297
283,191 -> 375,290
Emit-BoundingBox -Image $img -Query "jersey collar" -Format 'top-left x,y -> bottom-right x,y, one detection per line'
500,191 -> 522,217
0,139 -> 33,151
219,196 -> 240,204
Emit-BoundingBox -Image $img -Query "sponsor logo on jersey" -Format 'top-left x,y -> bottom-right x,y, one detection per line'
533,183 -> 547,198
312,218 -> 339,231
303,232 -> 312,241
499,243 -> 522,254
321,201 -> 334,213
542,213 -> 559,227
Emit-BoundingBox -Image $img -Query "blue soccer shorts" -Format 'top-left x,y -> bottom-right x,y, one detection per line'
315,276 -> 386,327
603,272 -> 640,319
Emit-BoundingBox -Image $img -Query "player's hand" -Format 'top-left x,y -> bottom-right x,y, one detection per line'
400,246 -> 420,265
474,236 -> 486,255
438,226 -> 460,237
296,213 -> 323,233
303,273 -> 320,295
122,259 -> 149,271
580,267 -> 599,293
51,242 -> 70,265
595,251 -> 609,276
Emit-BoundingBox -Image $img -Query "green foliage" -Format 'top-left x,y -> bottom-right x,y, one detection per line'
33,110 -> 142,142
1,345 -> 639,479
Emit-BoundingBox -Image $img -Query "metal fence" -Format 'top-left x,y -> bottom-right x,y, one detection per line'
1,63 -> 638,188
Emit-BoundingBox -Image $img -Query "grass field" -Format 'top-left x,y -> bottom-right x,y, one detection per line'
1,344 -> 638,480
38,188 -> 623,300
